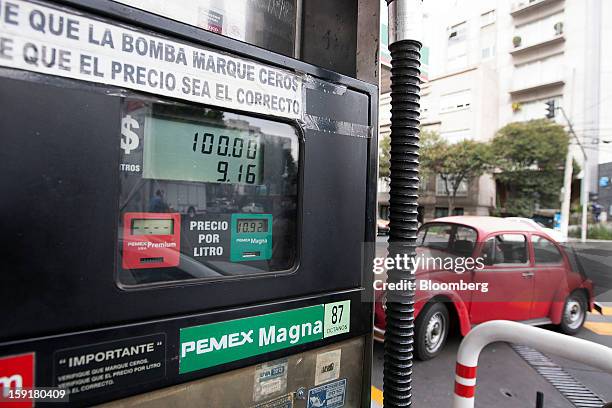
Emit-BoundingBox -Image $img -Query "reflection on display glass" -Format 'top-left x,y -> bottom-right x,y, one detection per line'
117,98 -> 299,286
112,0 -> 297,57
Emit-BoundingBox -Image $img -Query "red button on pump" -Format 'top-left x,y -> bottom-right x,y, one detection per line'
122,212 -> 181,269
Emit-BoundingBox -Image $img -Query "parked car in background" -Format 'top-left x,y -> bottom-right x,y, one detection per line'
155,181 -> 207,216
241,202 -> 265,213
377,219 -> 390,236
374,216 -> 594,360
506,217 -> 566,242
206,199 -> 239,214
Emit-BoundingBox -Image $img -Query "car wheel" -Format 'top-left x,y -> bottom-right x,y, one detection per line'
559,292 -> 587,335
415,302 -> 449,361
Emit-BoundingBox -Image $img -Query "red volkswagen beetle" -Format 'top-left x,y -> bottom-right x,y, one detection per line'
374,216 -> 595,360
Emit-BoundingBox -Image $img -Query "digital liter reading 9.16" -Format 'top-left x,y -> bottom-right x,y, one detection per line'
143,116 -> 262,185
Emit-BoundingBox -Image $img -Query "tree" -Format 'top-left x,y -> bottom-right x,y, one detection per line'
379,134 -> 391,180
491,119 -> 569,217
420,131 -> 494,214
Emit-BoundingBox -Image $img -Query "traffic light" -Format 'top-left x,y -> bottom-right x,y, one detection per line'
545,100 -> 556,119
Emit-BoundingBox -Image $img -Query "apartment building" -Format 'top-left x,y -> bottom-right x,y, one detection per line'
378,0 -> 612,221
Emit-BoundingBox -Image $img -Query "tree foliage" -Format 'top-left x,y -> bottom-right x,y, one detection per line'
379,134 -> 391,179
491,119 -> 569,217
420,131 -> 494,214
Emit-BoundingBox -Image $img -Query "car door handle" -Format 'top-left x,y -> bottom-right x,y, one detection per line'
522,272 -> 534,277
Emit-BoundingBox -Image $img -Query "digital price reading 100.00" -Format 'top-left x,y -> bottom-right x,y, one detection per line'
191,131 -> 260,184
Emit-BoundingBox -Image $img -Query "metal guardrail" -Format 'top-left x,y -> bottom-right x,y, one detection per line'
452,320 -> 612,408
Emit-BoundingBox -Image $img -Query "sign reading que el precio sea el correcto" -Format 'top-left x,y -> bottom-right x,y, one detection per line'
0,0 -> 303,119
180,301 -> 350,374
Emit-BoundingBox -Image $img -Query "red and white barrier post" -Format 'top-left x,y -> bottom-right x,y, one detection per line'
454,361 -> 477,407
452,320 -> 612,408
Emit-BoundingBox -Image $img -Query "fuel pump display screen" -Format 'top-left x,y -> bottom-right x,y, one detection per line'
143,119 -> 263,185
117,98 -> 299,286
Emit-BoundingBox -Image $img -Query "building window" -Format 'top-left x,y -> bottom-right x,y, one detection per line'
440,90 -> 471,113
436,174 -> 468,197
481,45 -> 496,59
447,22 -> 468,71
480,24 -> 496,60
480,10 -> 496,27
448,22 -> 467,43
419,175 -> 428,192
434,207 -> 465,218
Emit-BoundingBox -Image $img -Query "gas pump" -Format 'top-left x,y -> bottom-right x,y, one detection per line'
0,1 -> 378,407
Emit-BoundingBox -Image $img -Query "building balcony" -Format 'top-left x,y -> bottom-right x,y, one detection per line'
509,79 -> 564,96
511,0 -> 564,17
511,61 -> 565,95
510,34 -> 565,57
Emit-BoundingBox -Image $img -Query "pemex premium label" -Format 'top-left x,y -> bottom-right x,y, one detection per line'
179,300 -> 350,374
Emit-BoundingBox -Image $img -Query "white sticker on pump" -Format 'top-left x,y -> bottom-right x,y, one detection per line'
314,349 -> 341,386
0,0 -> 303,120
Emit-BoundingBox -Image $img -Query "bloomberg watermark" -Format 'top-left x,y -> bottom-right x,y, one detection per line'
372,252 -> 489,294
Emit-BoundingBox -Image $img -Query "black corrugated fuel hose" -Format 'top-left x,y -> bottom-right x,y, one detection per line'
383,38 -> 422,407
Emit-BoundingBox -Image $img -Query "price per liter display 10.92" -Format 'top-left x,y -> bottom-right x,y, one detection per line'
143,116 -> 262,185
236,218 -> 269,233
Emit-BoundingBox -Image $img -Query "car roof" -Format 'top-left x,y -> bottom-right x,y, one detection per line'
427,216 -> 541,235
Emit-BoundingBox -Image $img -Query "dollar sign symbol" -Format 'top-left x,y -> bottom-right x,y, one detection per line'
121,115 -> 140,155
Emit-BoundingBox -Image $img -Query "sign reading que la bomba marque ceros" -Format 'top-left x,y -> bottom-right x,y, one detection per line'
0,0 -> 303,119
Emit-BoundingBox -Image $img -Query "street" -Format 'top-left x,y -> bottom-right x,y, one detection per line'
372,235 -> 612,407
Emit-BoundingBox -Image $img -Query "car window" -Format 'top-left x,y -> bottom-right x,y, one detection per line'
420,225 -> 452,251
482,234 -> 528,265
418,224 -> 477,257
532,236 -> 563,264
452,226 -> 477,257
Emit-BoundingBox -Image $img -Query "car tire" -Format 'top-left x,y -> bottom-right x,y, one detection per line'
414,302 -> 450,361
559,292 -> 587,335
